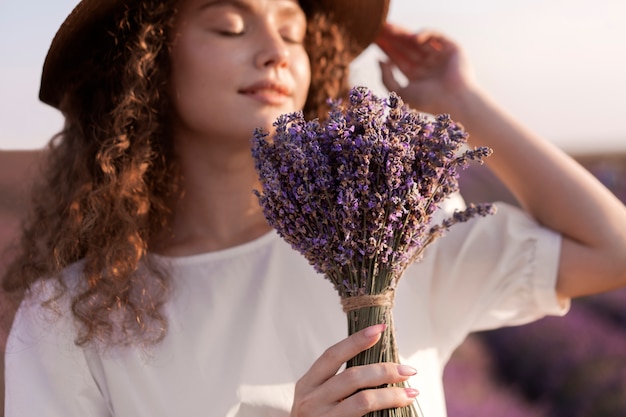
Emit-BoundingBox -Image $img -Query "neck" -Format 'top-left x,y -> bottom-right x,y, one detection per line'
153,135 -> 271,256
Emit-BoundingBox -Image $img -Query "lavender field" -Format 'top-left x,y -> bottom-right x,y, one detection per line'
445,152 -> 626,416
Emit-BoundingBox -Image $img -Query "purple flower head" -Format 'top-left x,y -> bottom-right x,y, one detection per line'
251,86 -> 494,296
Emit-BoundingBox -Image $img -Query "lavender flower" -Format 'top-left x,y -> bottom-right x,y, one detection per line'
252,86 -> 495,417
252,86 -> 495,296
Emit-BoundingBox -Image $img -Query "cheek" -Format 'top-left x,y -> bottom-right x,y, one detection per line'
169,63 -> 201,127
169,41 -> 200,110
168,40 -> 229,121
292,49 -> 312,108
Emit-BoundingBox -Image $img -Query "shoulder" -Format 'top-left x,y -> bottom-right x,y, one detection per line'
24,260 -> 85,304
11,261 -> 86,341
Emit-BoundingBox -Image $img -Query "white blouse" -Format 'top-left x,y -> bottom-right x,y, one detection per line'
5,201 -> 568,417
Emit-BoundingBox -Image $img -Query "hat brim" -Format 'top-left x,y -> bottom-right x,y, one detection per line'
39,0 -> 390,109
299,0 -> 389,58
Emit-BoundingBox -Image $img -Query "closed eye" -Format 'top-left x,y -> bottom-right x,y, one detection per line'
281,35 -> 302,44
218,29 -> 246,37
279,27 -> 305,44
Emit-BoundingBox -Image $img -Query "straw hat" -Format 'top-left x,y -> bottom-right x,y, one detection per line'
39,0 -> 390,109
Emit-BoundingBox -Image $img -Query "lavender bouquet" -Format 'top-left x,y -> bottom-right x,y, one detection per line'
251,86 -> 494,417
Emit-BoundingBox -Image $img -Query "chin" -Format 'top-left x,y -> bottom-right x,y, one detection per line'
256,108 -> 296,130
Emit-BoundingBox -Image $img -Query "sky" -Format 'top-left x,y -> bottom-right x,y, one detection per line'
1,0 -> 625,153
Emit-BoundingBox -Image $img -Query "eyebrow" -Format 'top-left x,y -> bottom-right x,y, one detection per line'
199,0 -> 305,20
199,0 -> 251,13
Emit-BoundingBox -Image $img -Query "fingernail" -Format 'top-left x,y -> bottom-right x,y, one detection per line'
363,324 -> 387,337
397,365 -> 417,376
405,388 -> 419,398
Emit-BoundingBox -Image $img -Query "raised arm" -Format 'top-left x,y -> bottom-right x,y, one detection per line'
375,23 -> 626,299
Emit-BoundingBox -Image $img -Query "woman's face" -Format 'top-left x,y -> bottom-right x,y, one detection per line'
169,0 -> 311,145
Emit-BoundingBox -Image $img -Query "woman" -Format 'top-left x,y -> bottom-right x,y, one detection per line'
3,0 -> 626,416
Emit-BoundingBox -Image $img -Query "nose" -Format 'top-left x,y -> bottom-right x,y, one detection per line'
254,23 -> 290,69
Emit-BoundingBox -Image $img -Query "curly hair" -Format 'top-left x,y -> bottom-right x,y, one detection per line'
303,11 -> 352,120
2,0 -> 352,347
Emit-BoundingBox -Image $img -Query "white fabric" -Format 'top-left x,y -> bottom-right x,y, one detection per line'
5,200 -> 568,417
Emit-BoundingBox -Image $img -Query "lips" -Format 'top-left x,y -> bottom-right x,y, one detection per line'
239,80 -> 292,104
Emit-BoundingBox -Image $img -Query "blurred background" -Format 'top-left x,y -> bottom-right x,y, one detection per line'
1,0 -> 625,416
449,151 -> 626,416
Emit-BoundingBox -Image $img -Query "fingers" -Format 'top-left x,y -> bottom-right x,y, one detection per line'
335,386 -> 419,417
374,22 -> 474,114
376,22 -> 419,48
292,324 -> 420,417
378,60 -> 403,93
317,362 -> 417,402
376,29 -> 420,75
294,363 -> 419,417
298,324 -> 387,389
377,22 -> 450,51
376,23 -> 457,71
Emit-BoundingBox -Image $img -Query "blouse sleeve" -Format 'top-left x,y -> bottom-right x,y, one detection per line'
4,290 -> 110,417
424,202 -> 569,361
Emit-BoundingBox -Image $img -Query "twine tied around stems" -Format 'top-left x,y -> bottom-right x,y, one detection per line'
341,290 -> 395,313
